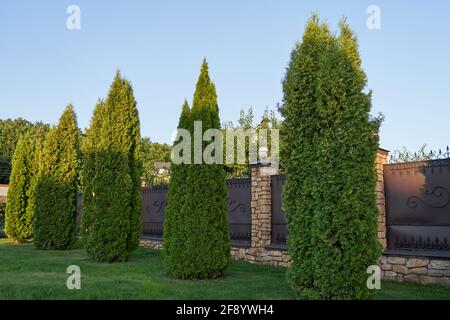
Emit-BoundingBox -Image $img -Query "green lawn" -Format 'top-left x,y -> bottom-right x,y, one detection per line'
0,239 -> 449,300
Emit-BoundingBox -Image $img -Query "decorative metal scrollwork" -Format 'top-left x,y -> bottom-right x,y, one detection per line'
407,186 -> 450,209
226,197 -> 247,213
152,200 -> 167,213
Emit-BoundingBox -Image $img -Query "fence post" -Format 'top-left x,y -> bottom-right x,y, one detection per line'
376,148 -> 389,250
249,162 -> 278,263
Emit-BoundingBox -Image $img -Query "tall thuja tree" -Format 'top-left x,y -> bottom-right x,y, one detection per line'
24,126 -> 50,240
306,19 -> 380,299
187,60 -> 230,278
281,14 -> 381,299
163,100 -> 192,276
281,15 -> 334,299
33,105 -> 81,250
80,100 -> 105,245
83,71 -> 142,262
164,60 -> 230,279
5,133 -> 36,242
107,72 -> 142,252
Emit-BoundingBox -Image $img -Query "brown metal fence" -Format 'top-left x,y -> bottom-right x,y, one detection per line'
270,175 -> 288,246
141,184 -> 168,238
226,178 -> 252,245
141,178 -> 252,245
384,158 -> 450,256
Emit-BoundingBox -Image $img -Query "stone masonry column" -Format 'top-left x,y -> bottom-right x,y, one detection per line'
376,148 -> 389,250
249,162 -> 278,263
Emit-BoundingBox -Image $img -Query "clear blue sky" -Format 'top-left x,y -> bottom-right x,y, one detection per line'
1,1 -> 449,153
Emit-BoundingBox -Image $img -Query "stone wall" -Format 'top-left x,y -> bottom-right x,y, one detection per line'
381,255 -> 450,286
140,237 -> 163,250
139,148 -> 450,287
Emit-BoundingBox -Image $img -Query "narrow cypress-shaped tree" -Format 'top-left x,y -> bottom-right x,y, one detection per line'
163,100 -> 192,275
80,100 -> 105,245
33,105 -> 81,250
281,15 -> 381,299
281,15 -> 334,299
5,133 -> 35,242
83,71 -> 142,262
24,126 -> 50,240
105,71 -> 142,253
164,60 -> 230,279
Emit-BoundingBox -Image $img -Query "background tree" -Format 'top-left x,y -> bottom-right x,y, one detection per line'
0,119 -> 49,183
388,144 -> 450,163
281,15 -> 381,299
141,137 -> 171,184
164,61 -> 230,279
83,71 -> 142,262
33,105 -> 81,250
223,107 -> 281,177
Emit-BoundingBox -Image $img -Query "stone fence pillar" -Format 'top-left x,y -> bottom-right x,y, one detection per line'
376,148 -> 389,250
249,162 -> 278,263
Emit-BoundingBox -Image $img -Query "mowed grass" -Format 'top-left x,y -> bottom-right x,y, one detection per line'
0,239 -> 449,300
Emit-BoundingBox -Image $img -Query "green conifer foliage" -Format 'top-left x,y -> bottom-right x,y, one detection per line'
33,105 -> 81,250
163,60 -> 230,279
162,100 -> 192,276
83,72 -> 142,262
5,133 -> 35,242
80,100 -> 105,247
281,15 -> 381,299
24,126 -> 50,240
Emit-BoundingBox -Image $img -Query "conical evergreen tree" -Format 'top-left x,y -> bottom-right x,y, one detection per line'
164,60 -> 230,279
163,100 -> 192,276
24,126 -> 50,240
33,105 -> 81,250
83,71 -> 142,262
281,15 -> 381,299
80,100 -> 105,246
5,133 -> 35,242
281,15 -> 334,299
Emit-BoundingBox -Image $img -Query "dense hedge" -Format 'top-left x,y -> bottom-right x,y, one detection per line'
281,15 -> 381,299
163,60 -> 230,279
33,106 -> 81,250
82,71 -> 142,262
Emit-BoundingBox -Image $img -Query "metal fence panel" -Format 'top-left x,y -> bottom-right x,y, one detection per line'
271,175 -> 288,246
384,159 -> 450,254
140,179 -> 252,245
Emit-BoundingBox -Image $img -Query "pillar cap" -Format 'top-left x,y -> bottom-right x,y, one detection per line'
250,160 -> 278,167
